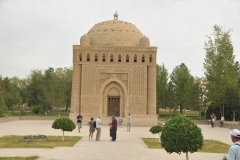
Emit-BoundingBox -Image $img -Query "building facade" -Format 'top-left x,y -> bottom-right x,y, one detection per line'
70,13 -> 158,126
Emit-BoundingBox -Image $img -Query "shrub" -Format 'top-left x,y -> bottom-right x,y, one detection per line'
20,108 -> 26,115
161,115 -> 203,160
32,105 -> 43,114
0,106 -> 7,117
21,134 -> 48,142
52,117 -> 76,141
149,125 -> 162,134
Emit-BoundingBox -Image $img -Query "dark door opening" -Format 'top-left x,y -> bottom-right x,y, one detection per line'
107,96 -> 120,116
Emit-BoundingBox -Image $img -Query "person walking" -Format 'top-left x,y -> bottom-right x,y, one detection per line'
87,117 -> 95,140
118,116 -> 123,128
109,115 -> 117,141
77,113 -> 83,132
127,113 -> 132,132
210,113 -> 215,128
220,116 -> 224,127
227,129 -> 240,160
95,116 -> 101,141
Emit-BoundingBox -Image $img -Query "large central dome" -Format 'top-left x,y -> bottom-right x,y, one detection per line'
86,19 -> 144,46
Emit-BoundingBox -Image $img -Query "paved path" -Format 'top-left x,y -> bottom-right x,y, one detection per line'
0,120 -> 232,160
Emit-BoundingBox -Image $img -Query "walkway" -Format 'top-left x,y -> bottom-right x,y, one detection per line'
0,120 -> 232,160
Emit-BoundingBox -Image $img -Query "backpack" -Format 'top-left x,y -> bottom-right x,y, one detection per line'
93,121 -> 96,128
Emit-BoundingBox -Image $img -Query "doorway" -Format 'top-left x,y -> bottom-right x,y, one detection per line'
107,96 -> 120,116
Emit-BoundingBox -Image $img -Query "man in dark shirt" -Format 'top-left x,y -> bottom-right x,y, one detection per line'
109,115 -> 117,141
77,113 -> 83,132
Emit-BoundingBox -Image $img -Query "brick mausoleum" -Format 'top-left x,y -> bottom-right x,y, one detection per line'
70,12 -> 158,126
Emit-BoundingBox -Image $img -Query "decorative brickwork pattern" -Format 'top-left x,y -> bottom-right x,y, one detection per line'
70,64 -> 81,114
70,16 -> 158,125
147,65 -> 156,115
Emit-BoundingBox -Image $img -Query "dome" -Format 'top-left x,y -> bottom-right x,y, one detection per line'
139,36 -> 150,46
87,20 -> 144,46
80,34 -> 90,46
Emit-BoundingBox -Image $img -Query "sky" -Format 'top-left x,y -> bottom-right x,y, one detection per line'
0,0 -> 240,79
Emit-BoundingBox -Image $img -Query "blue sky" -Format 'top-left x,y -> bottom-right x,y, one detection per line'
0,0 -> 240,78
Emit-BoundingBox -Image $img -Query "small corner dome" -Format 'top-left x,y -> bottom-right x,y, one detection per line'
139,36 -> 150,46
80,34 -> 90,46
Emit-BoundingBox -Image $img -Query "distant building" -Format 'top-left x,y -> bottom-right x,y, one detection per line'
70,13 -> 158,126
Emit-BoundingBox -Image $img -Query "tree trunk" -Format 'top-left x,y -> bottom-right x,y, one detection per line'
222,104 -> 225,117
170,108 -> 172,117
180,104 -> 183,113
58,107 -> 60,116
65,104 -> 69,111
186,152 -> 189,160
62,131 -> 64,141
233,110 -> 235,122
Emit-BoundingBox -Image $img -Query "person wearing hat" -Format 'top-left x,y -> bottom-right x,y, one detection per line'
227,129 -> 240,160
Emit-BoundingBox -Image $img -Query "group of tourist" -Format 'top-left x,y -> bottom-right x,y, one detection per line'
78,112 -> 240,159
76,113 -> 132,142
210,113 -> 224,128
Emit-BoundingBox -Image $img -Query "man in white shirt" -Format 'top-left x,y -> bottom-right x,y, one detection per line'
95,116 -> 101,141
227,129 -> 240,160
220,116 -> 224,127
127,113 -> 132,132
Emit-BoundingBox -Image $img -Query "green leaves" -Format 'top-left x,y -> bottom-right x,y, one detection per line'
203,25 -> 238,116
52,117 -> 76,132
156,64 -> 169,113
161,115 -> 203,155
149,125 -> 163,134
170,63 -> 194,113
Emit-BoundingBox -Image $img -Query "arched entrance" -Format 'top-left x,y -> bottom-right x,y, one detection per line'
100,79 -> 127,117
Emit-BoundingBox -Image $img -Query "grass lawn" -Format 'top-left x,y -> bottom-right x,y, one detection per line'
0,136 -> 82,148
141,138 -> 230,153
0,157 -> 39,160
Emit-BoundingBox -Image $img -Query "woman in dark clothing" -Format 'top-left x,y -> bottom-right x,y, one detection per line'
88,117 -> 95,140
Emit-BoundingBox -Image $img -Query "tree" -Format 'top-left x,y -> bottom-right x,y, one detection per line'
225,86 -> 240,121
63,67 -> 72,111
149,125 -> 163,142
166,81 -> 176,117
0,75 -> 7,116
40,67 -> 55,114
156,64 -> 168,115
203,25 -> 238,117
3,77 -> 22,110
189,77 -> 205,119
26,70 -> 44,106
170,63 -> 194,114
50,68 -> 68,116
161,115 -> 203,160
52,117 -> 76,141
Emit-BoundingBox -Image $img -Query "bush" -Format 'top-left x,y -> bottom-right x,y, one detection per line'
20,108 -> 26,115
149,125 -> 162,134
12,111 -> 20,116
32,105 -> 44,114
52,117 -> 76,141
0,106 -> 7,117
161,115 -> 203,160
